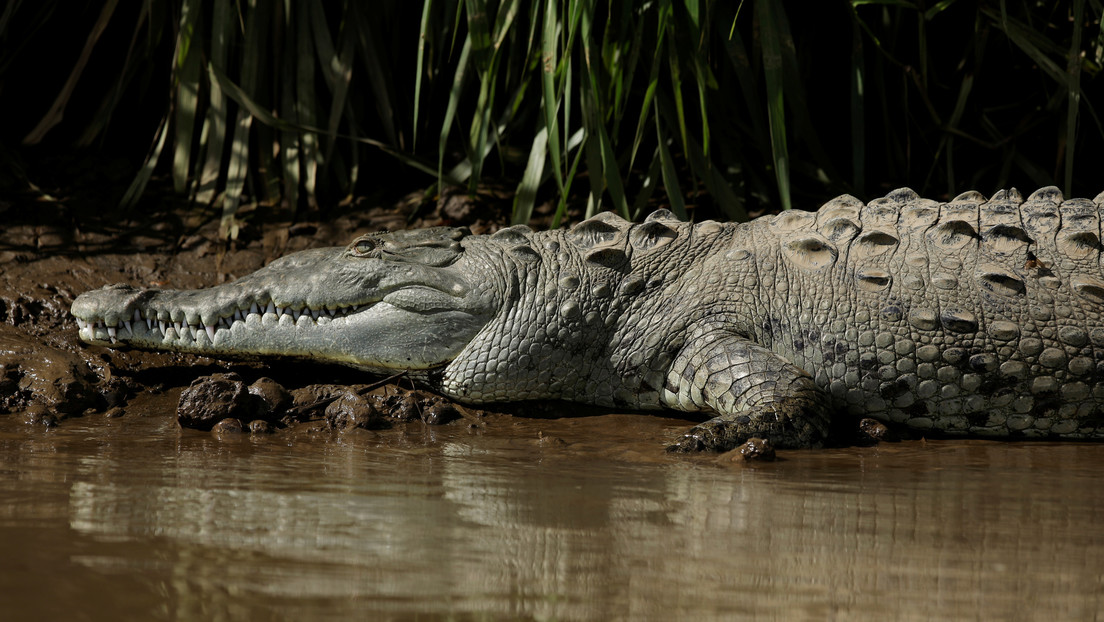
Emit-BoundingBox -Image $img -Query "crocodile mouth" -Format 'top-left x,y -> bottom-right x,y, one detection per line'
75,299 -> 374,347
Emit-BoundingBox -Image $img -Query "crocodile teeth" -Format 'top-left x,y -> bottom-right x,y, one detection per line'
146,318 -> 154,330
205,325 -> 216,342
159,320 -> 168,335
107,326 -> 117,343
123,320 -> 132,334
265,302 -> 276,315
292,308 -> 301,321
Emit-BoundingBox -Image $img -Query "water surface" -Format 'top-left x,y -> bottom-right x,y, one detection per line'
1,391 -> 1102,621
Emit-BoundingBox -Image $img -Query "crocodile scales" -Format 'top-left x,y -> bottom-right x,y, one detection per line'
71,187 -> 1104,450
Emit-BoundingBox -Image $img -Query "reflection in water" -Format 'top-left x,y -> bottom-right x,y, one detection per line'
1,401 -> 1103,620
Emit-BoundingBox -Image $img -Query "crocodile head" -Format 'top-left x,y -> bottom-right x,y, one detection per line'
71,227 -> 500,373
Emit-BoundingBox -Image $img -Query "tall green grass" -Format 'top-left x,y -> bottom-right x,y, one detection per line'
8,0 -> 1104,234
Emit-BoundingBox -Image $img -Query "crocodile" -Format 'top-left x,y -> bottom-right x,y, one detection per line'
71,187 -> 1104,450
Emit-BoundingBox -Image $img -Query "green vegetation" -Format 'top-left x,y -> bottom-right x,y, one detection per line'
6,1 -> 1103,234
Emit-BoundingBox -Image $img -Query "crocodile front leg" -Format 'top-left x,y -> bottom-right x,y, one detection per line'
663,332 -> 832,451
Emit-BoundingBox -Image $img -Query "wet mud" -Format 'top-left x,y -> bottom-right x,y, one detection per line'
3,192 -> 1104,619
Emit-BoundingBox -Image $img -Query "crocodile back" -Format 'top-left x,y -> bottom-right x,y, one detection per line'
746,187 -> 1104,437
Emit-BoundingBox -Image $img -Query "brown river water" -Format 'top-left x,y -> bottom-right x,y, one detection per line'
2,389 -> 1102,621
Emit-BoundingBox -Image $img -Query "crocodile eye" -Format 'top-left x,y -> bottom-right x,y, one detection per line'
352,238 -> 375,255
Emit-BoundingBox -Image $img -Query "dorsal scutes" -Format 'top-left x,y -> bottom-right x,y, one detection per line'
629,221 -> 678,251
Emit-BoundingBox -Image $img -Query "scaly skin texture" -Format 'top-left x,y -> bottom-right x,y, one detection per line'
72,187 -> 1104,450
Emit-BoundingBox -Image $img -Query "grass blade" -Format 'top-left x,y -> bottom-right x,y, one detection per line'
439,36 -> 472,189
195,0 -> 232,205
1065,0 -> 1085,196
757,0 -> 792,210
76,2 -> 153,147
120,111 -> 170,209
655,113 -> 687,220
511,123 -> 548,224
540,0 -> 564,194
630,2 -> 668,168
22,0 -> 120,144
630,147 -> 664,220
351,3 -> 399,149
580,0 -> 629,219
221,0 -> 268,239
850,4 -> 866,195
296,2 -> 320,208
413,0 -> 433,151
172,0 -> 201,195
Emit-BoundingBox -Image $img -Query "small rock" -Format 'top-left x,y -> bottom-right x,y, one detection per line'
731,438 -> 776,462
212,417 -> 244,434
177,373 -> 251,430
104,406 -> 125,419
324,390 -> 388,431
248,419 -> 273,434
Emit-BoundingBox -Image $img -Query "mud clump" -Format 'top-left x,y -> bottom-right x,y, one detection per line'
247,377 -> 292,416
730,437 -> 776,463
421,398 -> 460,425
177,373 -> 251,431
858,417 -> 896,443
386,392 -> 421,421
22,403 -> 58,428
178,374 -> 295,431
212,418 -> 244,435
0,324 -> 100,417
324,390 -> 388,431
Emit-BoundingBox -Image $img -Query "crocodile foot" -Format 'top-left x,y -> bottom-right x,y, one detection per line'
666,402 -> 828,452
